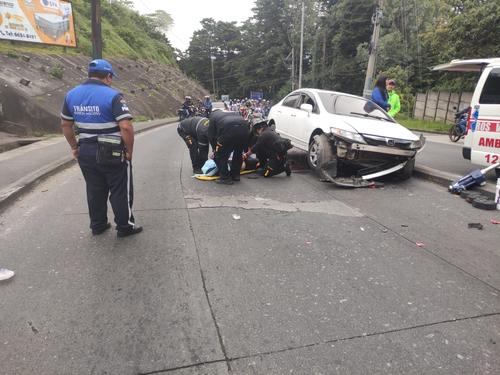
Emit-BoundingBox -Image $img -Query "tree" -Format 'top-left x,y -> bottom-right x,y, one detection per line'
145,10 -> 174,36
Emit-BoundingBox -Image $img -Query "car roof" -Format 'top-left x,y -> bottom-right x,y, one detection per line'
289,88 -> 363,100
432,58 -> 500,72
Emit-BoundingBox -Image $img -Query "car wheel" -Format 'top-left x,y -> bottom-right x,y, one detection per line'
308,134 -> 335,175
398,158 -> 415,180
495,168 -> 500,179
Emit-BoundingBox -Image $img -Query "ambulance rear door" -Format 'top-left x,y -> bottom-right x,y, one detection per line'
469,66 -> 500,166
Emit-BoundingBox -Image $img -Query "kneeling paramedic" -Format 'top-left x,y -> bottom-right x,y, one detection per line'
177,116 -> 210,174
60,59 -> 142,237
250,118 -> 292,177
208,109 -> 250,185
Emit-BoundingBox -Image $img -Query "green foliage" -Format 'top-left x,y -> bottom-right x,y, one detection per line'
0,0 -> 175,65
397,115 -> 449,133
49,65 -> 64,79
177,0 -> 498,102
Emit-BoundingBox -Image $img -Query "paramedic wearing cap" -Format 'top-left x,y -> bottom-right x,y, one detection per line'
60,59 -> 143,238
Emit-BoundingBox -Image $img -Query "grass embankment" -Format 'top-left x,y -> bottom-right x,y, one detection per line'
397,115 -> 450,134
0,0 -> 175,65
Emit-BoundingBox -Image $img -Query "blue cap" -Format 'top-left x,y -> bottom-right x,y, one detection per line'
88,59 -> 117,77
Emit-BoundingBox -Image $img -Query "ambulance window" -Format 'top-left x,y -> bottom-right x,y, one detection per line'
479,68 -> 500,104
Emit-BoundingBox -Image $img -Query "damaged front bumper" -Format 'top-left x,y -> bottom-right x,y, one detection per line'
320,133 -> 426,185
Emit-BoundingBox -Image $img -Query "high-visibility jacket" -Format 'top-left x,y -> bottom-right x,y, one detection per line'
388,91 -> 401,118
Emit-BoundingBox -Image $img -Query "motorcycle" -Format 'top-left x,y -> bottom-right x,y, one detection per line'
448,106 -> 469,142
177,106 -> 196,121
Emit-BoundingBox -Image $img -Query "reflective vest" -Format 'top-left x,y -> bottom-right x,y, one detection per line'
61,80 -> 132,139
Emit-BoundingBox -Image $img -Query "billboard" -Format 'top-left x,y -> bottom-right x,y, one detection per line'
250,91 -> 263,100
0,0 -> 76,47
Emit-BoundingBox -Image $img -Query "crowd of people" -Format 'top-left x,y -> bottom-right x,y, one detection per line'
225,99 -> 272,121
177,106 -> 292,185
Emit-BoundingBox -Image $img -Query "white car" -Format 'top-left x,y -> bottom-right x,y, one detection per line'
268,89 -> 425,181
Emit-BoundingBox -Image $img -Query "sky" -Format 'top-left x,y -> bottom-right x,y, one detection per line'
131,0 -> 257,51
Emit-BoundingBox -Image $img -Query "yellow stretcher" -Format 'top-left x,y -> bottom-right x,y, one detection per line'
194,169 -> 257,181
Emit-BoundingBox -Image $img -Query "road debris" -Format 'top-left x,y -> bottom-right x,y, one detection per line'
449,163 -> 500,194
232,214 -> 241,220
468,223 -> 484,230
0,268 -> 15,281
415,242 -> 425,248
472,198 -> 497,210
491,219 -> 500,225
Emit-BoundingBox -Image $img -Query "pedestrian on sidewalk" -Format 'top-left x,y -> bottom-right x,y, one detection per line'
371,75 -> 390,112
60,59 -> 142,238
387,79 -> 401,118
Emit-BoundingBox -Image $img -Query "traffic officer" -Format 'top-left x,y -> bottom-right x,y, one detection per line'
251,118 -> 292,177
60,59 -> 142,237
208,109 -> 250,185
177,116 -> 210,174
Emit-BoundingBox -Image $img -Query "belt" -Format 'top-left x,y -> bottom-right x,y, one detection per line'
79,137 -> 98,144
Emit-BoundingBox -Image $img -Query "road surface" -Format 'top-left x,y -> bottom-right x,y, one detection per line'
0,123 -> 499,374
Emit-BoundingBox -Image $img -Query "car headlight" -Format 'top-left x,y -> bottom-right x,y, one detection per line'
409,134 -> 426,149
330,127 -> 366,144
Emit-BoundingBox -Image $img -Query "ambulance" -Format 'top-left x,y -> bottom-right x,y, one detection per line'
433,58 -> 500,178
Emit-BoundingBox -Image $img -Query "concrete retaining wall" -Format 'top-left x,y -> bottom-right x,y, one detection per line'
414,91 -> 473,123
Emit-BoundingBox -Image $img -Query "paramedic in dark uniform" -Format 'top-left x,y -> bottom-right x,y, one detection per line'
60,59 -> 142,237
177,116 -> 210,174
208,109 -> 250,185
250,118 -> 292,177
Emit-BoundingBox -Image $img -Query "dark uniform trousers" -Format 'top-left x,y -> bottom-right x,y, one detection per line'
214,125 -> 249,180
77,142 -> 134,232
256,149 -> 288,177
177,128 -> 209,170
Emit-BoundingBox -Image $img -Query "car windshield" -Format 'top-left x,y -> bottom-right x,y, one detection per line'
318,92 -> 394,122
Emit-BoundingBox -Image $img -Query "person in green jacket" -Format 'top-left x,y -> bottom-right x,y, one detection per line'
387,79 -> 401,118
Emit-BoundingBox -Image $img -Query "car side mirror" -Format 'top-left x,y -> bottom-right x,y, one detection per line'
300,103 -> 313,113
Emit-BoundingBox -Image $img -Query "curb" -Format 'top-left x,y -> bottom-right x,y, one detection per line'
407,128 -> 448,135
414,165 -> 496,199
0,118 -> 178,212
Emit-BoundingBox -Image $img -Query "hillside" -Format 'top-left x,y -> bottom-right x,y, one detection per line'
0,0 -> 176,64
0,0 -> 207,135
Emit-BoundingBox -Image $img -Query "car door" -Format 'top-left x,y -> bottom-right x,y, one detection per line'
288,92 -> 319,149
274,92 -> 301,139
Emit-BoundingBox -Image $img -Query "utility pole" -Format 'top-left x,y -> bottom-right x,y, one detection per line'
91,0 -> 102,59
210,55 -> 216,98
291,47 -> 295,91
298,0 -> 305,89
363,0 -> 383,98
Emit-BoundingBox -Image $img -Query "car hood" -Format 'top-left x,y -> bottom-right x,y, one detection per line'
340,116 -> 420,141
